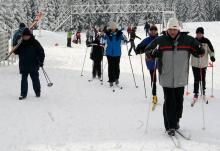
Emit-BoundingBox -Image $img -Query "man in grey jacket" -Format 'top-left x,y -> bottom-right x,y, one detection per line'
144,18 -> 204,136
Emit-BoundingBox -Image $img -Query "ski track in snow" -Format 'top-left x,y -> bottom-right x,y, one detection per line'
0,22 -> 220,150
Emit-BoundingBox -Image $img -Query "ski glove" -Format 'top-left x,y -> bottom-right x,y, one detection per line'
210,56 -> 215,62
135,44 -> 145,55
124,40 -> 129,44
150,49 -> 161,58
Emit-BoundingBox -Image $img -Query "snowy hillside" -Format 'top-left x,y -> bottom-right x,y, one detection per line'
0,22 -> 220,151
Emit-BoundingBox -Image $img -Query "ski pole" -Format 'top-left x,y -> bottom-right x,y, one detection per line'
199,56 -> 206,130
151,58 -> 158,111
126,44 -> 138,88
80,47 -> 89,76
103,60 -> 107,71
211,62 -> 214,98
41,67 -> 53,87
144,101 -> 151,134
139,53 -> 147,98
42,67 -> 53,87
185,85 -> 190,96
145,59 -> 158,133
185,66 -> 190,96
101,51 -> 104,85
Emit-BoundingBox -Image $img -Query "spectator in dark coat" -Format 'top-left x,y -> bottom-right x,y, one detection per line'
14,28 -> 45,100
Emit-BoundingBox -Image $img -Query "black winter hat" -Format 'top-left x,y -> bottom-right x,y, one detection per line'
19,23 -> 26,28
196,27 -> 204,34
22,28 -> 32,36
150,25 -> 158,31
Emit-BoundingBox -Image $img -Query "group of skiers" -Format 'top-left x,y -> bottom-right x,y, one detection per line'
12,17 -> 216,137
86,18 -> 215,136
86,23 -> 127,85
67,29 -> 81,47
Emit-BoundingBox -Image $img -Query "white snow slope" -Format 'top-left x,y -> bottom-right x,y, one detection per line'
0,22 -> 220,151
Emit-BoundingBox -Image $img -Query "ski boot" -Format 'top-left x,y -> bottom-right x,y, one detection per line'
115,79 -> 119,85
152,95 -> 158,104
191,93 -> 199,107
167,129 -> 175,136
110,82 -> 113,87
151,95 -> 158,111
176,122 -> 180,130
19,96 -> 26,100
36,92 -> 41,98
193,93 -> 198,101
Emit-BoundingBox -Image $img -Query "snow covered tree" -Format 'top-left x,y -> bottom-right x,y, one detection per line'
209,0 -> 219,21
0,3 -> 6,31
23,0 -> 33,26
175,0 -> 189,22
12,1 -> 26,29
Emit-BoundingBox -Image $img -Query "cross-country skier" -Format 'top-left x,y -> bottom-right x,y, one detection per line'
90,33 -> 104,79
12,23 -> 26,47
127,25 -> 132,38
103,22 -> 127,87
128,26 -> 141,56
67,29 -> 73,47
14,28 -> 45,100
76,31 -> 81,44
144,21 -> 150,36
135,25 -> 158,104
191,27 -> 215,101
140,18 -> 205,136
73,31 -> 81,44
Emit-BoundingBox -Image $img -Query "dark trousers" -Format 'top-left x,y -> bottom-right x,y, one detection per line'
192,67 -> 207,95
128,40 -> 135,55
163,87 -> 184,130
67,38 -> 71,47
93,60 -> 102,78
107,56 -> 121,83
149,69 -> 157,95
146,30 -> 148,37
127,33 -> 130,39
21,71 -> 41,97
76,38 -> 81,44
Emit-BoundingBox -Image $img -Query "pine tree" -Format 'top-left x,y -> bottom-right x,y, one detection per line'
209,0 -> 219,21
0,3 -> 6,30
23,0 -> 33,26
176,0 -> 189,22
12,1 -> 26,29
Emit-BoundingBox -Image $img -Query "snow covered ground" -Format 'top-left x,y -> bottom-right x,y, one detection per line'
0,22 -> 220,151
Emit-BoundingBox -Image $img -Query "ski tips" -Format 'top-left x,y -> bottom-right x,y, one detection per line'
47,83 -> 53,87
